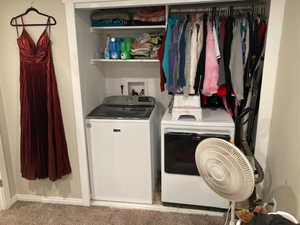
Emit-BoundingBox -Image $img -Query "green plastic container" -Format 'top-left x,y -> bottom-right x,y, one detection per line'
120,37 -> 134,60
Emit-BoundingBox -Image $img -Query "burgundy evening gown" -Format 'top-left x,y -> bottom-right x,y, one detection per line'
16,17 -> 71,181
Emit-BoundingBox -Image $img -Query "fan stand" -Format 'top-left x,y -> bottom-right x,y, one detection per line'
195,138 -> 256,225
229,201 -> 236,225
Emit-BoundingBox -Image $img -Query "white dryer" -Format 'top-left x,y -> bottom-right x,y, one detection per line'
161,108 -> 235,209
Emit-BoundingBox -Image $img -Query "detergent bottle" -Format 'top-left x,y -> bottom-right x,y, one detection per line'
104,35 -> 111,59
109,37 -> 121,59
120,37 -> 133,60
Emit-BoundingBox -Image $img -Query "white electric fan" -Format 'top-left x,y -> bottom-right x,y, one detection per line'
195,138 -> 255,225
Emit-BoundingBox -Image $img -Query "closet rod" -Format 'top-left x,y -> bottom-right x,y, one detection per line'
170,5 -> 264,13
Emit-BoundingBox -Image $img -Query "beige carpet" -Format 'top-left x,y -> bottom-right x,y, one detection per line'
0,201 -> 225,225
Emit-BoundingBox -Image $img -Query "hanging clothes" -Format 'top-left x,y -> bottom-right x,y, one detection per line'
16,17 -> 71,181
194,14 -> 208,94
222,16 -> 236,115
177,16 -> 189,89
248,16 -> 260,76
216,16 -> 229,113
240,17 -> 249,65
167,16 -> 182,93
162,16 -> 178,87
160,9 -> 267,122
230,19 -> 244,101
187,15 -> 203,94
255,19 -> 267,67
243,14 -> 253,96
217,16 -> 226,86
158,35 -> 166,92
174,16 -> 188,91
202,19 -> 219,96
183,20 -> 193,94
213,22 -> 221,61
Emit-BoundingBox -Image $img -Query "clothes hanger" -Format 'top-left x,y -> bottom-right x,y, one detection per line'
10,3 -> 57,27
211,7 -> 216,25
251,0 -> 255,18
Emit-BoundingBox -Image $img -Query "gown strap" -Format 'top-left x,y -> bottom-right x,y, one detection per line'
15,16 -> 24,38
45,16 -> 51,38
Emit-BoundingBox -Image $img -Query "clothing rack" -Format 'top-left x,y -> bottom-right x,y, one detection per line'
170,1 -> 266,14
170,6 -> 263,13
161,1 -> 268,117
170,6 -> 267,18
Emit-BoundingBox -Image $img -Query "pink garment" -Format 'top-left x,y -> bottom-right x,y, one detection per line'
202,21 -> 219,96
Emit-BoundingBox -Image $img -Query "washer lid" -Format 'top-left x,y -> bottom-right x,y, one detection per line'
103,96 -> 155,106
87,104 -> 154,119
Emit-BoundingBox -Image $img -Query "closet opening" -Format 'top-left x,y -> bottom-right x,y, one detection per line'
72,0 -> 270,210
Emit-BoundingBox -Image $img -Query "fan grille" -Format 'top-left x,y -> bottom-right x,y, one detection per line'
195,138 -> 255,202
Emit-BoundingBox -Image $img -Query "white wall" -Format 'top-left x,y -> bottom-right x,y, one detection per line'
0,171 -> 3,210
0,135 -> 12,209
263,0 -> 300,218
255,0 -> 286,172
75,9 -> 107,116
0,91 -> 16,198
103,62 -> 171,109
0,0 -> 81,199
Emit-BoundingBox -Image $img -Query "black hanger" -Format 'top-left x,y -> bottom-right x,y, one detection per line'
229,6 -> 234,17
10,7 -> 57,27
211,7 -> 216,25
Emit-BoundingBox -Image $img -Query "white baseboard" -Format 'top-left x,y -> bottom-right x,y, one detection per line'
91,200 -> 224,217
14,194 -> 84,206
5,194 -> 17,209
6,194 -> 224,218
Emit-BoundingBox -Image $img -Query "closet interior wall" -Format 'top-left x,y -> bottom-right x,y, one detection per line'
75,9 -> 171,116
75,9 -> 106,116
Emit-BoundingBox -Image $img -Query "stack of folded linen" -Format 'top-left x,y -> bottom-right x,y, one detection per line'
91,9 -> 131,27
132,7 -> 165,26
131,33 -> 163,59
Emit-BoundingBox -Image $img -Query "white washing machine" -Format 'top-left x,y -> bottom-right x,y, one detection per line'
161,108 -> 235,209
86,96 -> 160,204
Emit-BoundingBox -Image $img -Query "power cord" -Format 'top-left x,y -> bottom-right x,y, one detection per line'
224,204 -> 231,225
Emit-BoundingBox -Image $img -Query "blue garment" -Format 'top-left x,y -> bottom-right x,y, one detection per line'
168,17 -> 182,93
177,17 -> 188,88
240,18 -> 248,65
162,16 -> 178,85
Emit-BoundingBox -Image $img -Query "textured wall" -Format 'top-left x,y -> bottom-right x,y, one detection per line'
264,0 -> 300,219
0,0 -> 81,198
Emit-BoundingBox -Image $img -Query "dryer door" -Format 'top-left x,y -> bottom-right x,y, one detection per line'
164,132 -> 230,175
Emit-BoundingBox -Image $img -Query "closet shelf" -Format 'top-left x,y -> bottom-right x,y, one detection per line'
90,25 -> 167,32
90,59 -> 160,64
